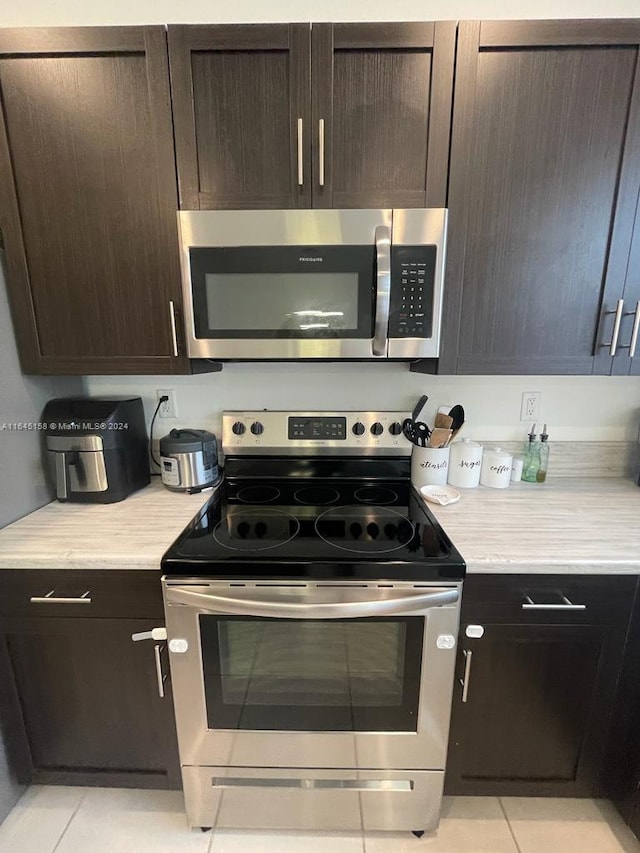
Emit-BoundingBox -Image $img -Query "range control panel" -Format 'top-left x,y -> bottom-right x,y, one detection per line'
223,411 -> 411,456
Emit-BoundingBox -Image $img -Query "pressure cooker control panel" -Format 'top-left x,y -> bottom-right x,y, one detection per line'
223,411 -> 411,455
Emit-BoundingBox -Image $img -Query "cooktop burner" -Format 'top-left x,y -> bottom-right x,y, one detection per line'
315,506 -> 416,553
353,485 -> 398,505
294,486 -> 340,505
213,508 -> 300,551
236,485 -> 281,504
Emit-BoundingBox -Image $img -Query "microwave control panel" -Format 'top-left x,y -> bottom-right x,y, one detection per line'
389,245 -> 436,338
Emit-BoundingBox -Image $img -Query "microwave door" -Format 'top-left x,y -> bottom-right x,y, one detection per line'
372,225 -> 391,357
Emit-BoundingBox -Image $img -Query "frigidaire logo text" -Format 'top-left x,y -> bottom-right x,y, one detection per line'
298,256 -> 323,262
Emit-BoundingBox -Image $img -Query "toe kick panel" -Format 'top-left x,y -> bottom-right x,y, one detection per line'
182,766 -> 444,832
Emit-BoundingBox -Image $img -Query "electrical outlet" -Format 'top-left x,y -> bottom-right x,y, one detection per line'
520,391 -> 541,423
157,389 -> 178,419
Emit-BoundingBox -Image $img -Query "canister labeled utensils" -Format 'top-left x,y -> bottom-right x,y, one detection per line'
448,439 -> 483,488
480,447 -> 513,489
411,445 -> 450,487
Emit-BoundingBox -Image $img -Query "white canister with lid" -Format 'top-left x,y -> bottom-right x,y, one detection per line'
448,439 -> 483,488
480,446 -> 513,489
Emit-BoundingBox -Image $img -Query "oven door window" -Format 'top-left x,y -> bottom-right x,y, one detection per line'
199,616 -> 423,731
189,246 -> 374,339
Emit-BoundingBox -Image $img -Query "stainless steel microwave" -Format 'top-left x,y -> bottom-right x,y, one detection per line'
177,209 -> 447,361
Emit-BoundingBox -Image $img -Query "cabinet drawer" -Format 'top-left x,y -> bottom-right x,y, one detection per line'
0,570 -> 164,619
460,574 -> 637,626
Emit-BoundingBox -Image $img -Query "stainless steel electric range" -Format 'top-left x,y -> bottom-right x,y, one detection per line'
161,411 -> 465,836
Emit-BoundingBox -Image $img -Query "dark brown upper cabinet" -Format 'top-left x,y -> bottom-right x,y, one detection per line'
169,22 -> 456,211
311,23 -> 455,209
169,24 -> 312,210
439,20 -> 640,376
0,27 -> 190,375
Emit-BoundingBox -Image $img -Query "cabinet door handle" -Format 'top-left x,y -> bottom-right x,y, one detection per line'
318,118 -> 325,187
168,300 -> 179,358
459,649 -> 472,703
153,643 -> 168,699
297,118 -> 304,186
30,590 -> 91,604
628,301 -> 640,358
602,299 -> 624,356
522,595 -> 586,611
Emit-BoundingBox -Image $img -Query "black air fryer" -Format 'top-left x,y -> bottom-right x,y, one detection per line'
41,397 -> 150,503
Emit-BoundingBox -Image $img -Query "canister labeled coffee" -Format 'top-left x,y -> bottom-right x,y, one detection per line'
480,446 -> 513,489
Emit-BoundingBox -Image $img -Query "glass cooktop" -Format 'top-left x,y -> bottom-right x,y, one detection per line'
162,475 -> 465,582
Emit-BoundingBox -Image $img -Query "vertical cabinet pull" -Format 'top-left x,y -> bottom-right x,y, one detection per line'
459,649 -> 472,703
168,301 -> 179,357
153,643 -> 168,699
628,301 -> 640,358
297,118 -> 304,186
318,119 -> 325,187
131,629 -> 168,700
602,299 -> 625,356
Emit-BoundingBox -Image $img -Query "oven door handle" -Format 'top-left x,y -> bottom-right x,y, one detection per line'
164,586 -> 459,619
372,224 -> 391,357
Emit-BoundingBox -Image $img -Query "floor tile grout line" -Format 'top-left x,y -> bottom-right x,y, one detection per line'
50,789 -> 89,853
498,797 -> 524,853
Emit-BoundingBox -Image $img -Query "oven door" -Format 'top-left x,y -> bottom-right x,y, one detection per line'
163,580 -> 460,770
178,210 -> 392,360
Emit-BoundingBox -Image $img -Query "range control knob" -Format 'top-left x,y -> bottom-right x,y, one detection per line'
370,422 -> 384,436
389,421 -> 403,435
352,422 -> 366,436
231,421 -> 246,436
250,421 -> 264,436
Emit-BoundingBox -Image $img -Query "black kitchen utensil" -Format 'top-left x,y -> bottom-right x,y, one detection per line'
448,405 -> 465,432
403,418 -> 431,447
412,395 -> 429,422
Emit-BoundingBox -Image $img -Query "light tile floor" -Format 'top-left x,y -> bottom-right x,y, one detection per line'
0,787 -> 639,853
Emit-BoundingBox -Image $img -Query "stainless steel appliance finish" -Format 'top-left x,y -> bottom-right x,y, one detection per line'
177,208 -> 446,361
164,579 -> 459,769
162,409 -> 465,834
159,429 -> 219,493
46,435 -> 108,499
222,410 -> 411,456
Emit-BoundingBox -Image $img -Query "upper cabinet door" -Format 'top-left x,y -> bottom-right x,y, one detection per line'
439,20 -> 640,375
0,27 -> 188,375
169,25 -> 312,210
311,23 -> 455,209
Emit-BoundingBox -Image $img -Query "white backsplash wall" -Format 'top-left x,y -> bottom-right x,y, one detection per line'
86,366 -> 640,445
0,0 -> 638,25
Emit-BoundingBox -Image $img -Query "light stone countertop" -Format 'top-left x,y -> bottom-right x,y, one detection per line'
427,477 -> 640,574
0,479 -> 211,570
0,477 -> 638,574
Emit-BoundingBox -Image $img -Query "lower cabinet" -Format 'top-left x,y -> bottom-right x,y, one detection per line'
445,574 -> 636,797
0,570 -> 181,789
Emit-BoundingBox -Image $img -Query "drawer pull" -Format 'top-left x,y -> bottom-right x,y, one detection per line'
211,777 -> 413,791
522,595 -> 586,611
30,590 -> 92,605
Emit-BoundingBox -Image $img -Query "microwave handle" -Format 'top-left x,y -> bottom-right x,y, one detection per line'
372,225 -> 391,356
